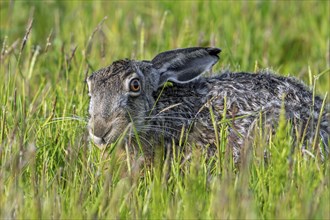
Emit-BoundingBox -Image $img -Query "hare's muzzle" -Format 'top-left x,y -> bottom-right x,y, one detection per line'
88,117 -> 113,148
88,132 -> 107,149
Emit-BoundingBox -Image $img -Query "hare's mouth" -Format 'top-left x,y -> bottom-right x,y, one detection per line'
89,132 -> 108,149
89,126 -> 128,149
88,121 -> 135,150
88,127 -> 116,149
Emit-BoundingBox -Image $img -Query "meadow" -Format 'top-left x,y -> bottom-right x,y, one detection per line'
0,1 -> 329,219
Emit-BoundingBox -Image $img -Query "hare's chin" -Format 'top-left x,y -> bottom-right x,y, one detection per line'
89,133 -> 108,150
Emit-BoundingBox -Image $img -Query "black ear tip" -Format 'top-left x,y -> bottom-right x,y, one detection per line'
206,47 -> 222,55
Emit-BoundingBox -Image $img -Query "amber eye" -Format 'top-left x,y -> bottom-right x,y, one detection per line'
129,78 -> 141,92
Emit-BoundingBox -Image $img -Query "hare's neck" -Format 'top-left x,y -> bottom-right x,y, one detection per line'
143,81 -> 210,144
152,82 -> 208,115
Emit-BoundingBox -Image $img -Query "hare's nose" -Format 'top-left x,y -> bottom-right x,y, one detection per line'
89,117 -> 110,138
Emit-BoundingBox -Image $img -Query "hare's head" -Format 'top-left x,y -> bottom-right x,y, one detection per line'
87,47 -> 221,148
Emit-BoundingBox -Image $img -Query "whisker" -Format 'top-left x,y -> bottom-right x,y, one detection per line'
140,130 -> 175,139
138,127 -> 181,141
49,116 -> 88,125
144,116 -> 194,121
140,124 -> 183,134
132,105 -> 193,116
135,133 -> 154,148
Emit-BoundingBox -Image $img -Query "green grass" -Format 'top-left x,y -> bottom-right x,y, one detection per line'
0,1 -> 329,219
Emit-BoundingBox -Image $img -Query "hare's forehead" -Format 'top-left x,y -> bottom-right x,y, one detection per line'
94,75 -> 125,89
90,70 -> 134,86
88,59 -> 151,87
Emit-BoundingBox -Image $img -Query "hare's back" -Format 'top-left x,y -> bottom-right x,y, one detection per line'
210,72 -> 317,108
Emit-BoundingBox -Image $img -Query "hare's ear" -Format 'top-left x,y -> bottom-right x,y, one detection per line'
151,47 -> 221,86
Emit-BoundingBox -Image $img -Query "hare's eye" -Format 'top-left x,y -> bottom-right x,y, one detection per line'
129,78 -> 141,92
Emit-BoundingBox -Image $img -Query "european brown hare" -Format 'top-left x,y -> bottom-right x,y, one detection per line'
87,47 -> 329,163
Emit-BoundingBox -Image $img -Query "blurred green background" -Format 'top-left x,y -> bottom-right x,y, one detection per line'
0,1 -> 329,219
1,1 -> 329,78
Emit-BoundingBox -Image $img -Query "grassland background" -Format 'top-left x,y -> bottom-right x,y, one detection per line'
0,0 -> 329,219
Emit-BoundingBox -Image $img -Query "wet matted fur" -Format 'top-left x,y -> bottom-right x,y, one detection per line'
86,47 -> 329,163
